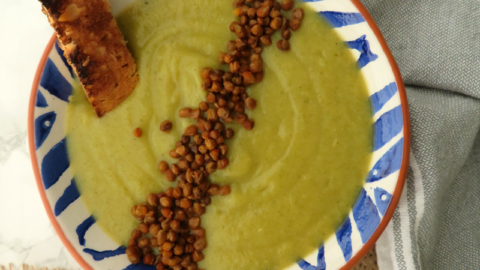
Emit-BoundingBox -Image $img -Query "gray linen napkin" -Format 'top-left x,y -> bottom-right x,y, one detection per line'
359,0 -> 480,269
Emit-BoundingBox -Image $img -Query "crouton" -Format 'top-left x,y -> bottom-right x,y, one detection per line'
40,0 -> 139,117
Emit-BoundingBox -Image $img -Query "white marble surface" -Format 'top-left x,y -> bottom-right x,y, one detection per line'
0,0 -> 80,269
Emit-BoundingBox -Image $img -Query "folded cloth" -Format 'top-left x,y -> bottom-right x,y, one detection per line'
359,0 -> 480,269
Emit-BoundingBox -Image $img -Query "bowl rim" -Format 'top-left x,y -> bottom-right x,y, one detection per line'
340,1 -> 410,268
28,1 -> 410,268
28,34 -> 93,270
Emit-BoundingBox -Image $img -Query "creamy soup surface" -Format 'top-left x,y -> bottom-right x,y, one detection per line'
65,0 -> 373,269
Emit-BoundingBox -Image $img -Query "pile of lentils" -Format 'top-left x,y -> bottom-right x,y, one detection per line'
127,0 -> 304,269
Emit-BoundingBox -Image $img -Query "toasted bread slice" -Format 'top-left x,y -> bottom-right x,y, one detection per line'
40,0 -> 139,117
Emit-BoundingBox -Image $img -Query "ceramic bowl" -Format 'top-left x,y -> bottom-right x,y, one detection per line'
28,0 -> 410,269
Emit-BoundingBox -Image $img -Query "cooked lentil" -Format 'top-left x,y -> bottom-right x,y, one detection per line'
133,128 -> 143,138
160,120 -> 173,132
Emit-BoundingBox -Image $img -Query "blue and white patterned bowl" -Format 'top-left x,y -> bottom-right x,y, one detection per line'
28,0 -> 410,269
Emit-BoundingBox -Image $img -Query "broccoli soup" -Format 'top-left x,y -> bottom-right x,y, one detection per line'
65,0 -> 372,269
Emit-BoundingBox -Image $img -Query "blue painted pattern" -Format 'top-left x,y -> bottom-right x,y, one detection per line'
298,260 -> 321,270
373,106 -> 403,151
374,187 -> 393,216
319,11 -> 365,28
352,189 -> 381,244
346,35 -> 378,68
36,90 -> 48,108
83,246 -> 125,261
40,138 -> 69,189
76,216 -> 95,246
123,264 -> 156,270
40,59 -> 72,102
34,111 -> 56,149
370,83 -> 398,114
54,179 -> 80,216
316,246 -> 326,270
335,217 -> 353,261
297,246 -> 326,270
54,41 -> 74,77
367,138 -> 404,183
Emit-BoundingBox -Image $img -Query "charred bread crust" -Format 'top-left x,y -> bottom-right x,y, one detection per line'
40,0 -> 63,16
39,0 -> 139,117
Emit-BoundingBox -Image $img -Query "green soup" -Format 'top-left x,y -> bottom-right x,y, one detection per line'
65,0 -> 372,269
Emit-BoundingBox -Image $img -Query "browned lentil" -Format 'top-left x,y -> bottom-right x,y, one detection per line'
256,5 -> 271,17
277,39 -> 291,51
192,250 -> 205,262
292,8 -> 304,20
204,139 -> 217,150
190,109 -> 201,119
138,237 -> 150,248
251,24 -> 264,36
160,208 -> 171,219
255,71 -> 264,82
198,102 -> 209,112
209,149 -> 220,161
239,15 -> 248,25
131,229 -> 142,240
180,198 -> 192,209
205,162 -> 217,174
160,120 -> 173,132
270,16 -> 283,29
242,71 -> 256,84
289,19 -> 302,31
192,228 -> 206,238
126,246 -> 141,264
162,250 -> 172,259
179,108 -> 192,118
217,107 -> 230,119
170,164 -> 180,175
175,145 -> 189,157
184,125 -> 197,136
178,159 -> 189,170
281,0 -> 294,11
133,128 -> 143,138
158,161 -> 169,173
242,119 -> 255,130
245,97 -> 257,110
160,197 -> 173,208
259,35 -> 272,46
263,17 -> 271,26
200,68 -> 211,79
164,169 -> 176,182
225,129 -> 234,139
218,185 -> 231,196
175,141 -> 183,148
281,28 -> 291,40
138,222 -> 149,234
217,158 -> 229,169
